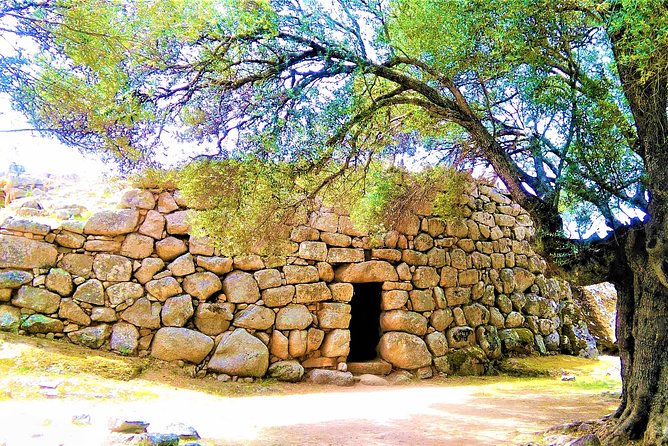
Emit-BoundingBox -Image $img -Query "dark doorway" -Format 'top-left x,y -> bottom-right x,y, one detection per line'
347,282 -> 382,362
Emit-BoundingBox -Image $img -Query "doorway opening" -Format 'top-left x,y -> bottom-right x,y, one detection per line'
347,282 -> 382,362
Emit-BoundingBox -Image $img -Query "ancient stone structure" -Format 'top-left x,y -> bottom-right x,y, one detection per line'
0,184 -> 594,381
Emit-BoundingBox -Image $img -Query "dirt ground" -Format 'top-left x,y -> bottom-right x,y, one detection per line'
0,333 -> 621,446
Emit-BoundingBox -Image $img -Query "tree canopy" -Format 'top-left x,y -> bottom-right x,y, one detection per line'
2,1 -> 668,443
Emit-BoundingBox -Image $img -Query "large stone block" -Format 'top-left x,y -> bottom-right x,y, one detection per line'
183,272 -> 222,301
146,277 -> 182,301
138,210 -> 166,239
161,294 -> 194,327
165,210 -> 191,235
106,282 -> 144,307
284,265 -> 319,284
93,254 -> 132,282
0,270 -> 32,289
334,261 -> 398,283
0,305 -> 21,332
0,235 -> 58,269
119,189 -> 155,210
446,326 -> 476,349
21,314 -> 64,334
59,253 -> 93,278
155,237 -> 188,261
267,360 -> 304,382
84,210 -> 140,235
197,256 -> 234,275
59,299 -> 91,325
45,268 -> 73,296
380,310 -> 428,336
262,285 -> 295,307
73,279 -> 105,305
121,297 -> 161,329
233,304 -> 275,330
295,282 -> 332,303
68,324 -> 112,349
151,327 -> 214,364
326,248 -> 364,263
120,233 -> 154,259
412,267 -> 439,289
194,302 -> 234,336
320,329 -> 350,357
298,241 -> 328,261
222,271 -> 260,303
111,322 -> 140,355
13,286 -> 60,314
207,328 -> 269,377
276,304 -> 312,330
379,332 -> 431,370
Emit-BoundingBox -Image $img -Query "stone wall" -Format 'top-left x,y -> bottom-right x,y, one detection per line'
0,185 -> 593,381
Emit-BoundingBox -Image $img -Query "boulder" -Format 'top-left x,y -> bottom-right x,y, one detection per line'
295,282 -> 332,303
93,254 -> 132,282
138,210 -> 166,239
463,303 -> 490,327
207,328 -> 269,377
12,286 -> 61,314
270,330 -> 289,360
233,255 -> 264,271
334,261 -> 398,283
84,210 -> 140,235
298,241 -> 328,261
306,369 -> 354,386
21,314 -> 64,333
284,265 -> 319,284
155,237 -> 188,261
513,267 -> 535,293
189,236 -> 215,256
55,231 -> 86,249
0,270 -> 32,289
196,256 -> 234,275
121,298 -> 161,329
326,248 -> 365,263
194,302 -> 234,336
233,304 -> 275,330
165,210 -> 191,235
329,283 -> 354,302
434,346 -> 488,376
59,253 -> 93,278
380,310 -> 428,336
68,324 -> 112,349
0,305 -> 21,332
253,269 -> 282,290
111,322 -> 140,355
289,330 -> 308,357
262,285 -> 295,307
119,189 -> 155,210
45,268 -> 73,296
58,299 -> 91,325
73,279 -> 105,305
161,295 -> 194,327
412,267 -> 439,289
167,253 -> 196,277
106,282 -> 144,307
222,271 -> 260,303
320,329 -> 350,357
267,360 -> 305,382
276,304 -> 312,330
446,326 -> 476,349
135,258 -> 165,284
157,191 -> 179,213
0,235 -> 58,269
146,277 -> 182,302
91,307 -> 117,322
182,272 -> 222,301
151,327 -> 214,364
120,233 -> 154,259
425,331 -> 449,357
379,332 -> 431,370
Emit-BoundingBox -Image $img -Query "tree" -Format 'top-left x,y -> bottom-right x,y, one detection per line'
1,0 -> 667,443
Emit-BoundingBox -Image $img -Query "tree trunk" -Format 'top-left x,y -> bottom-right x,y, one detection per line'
606,228 -> 668,445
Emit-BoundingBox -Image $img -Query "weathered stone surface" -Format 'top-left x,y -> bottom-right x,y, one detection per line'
194,302 -> 234,336
234,255 -> 264,271
207,328 -> 269,377
412,267 -> 439,289
2,216 -> 49,234
445,287 -> 471,306
382,290 -> 409,310
165,210 -> 191,235
55,231 -> 86,249
276,304 -> 312,330
0,235 -> 58,269
188,236 -> 215,256
60,253 -> 94,278
298,241 -> 328,261
290,226 -> 320,243
157,191 -> 180,213
334,261 -> 398,283
338,215 -> 367,237
197,256 -> 234,275
284,265 -> 319,285
139,210 -> 166,239
447,326 -> 476,349
295,282 -> 332,303
111,322 -> 140,355
133,258 -> 164,285
262,285 -> 295,307
222,271 -> 260,303
58,298 -> 91,325
120,233 -> 154,259
161,295 -> 194,327
121,298 -> 161,329
183,272 -> 222,301
320,329 -> 350,357
380,310 -> 428,336
326,248 -> 364,263
0,270 -> 32,289
409,290 -> 435,312
119,189 -> 155,210
320,232 -> 352,247
68,324 -> 112,349
371,249 -> 402,262
499,328 -> 535,354
413,233 -> 434,252
310,212 -> 339,232
270,330 -> 289,359
317,308 -> 351,329
253,269 -> 282,290
44,268 -> 72,296
91,307 -> 117,322
168,253 -> 196,277
21,314 -> 64,333
93,254 -> 132,282
359,374 -> 390,386
401,250 -> 429,266
84,240 -> 121,252
155,237 -> 188,261
316,262 -> 335,282
13,286 -> 60,314
151,327 -> 214,364
328,283 -> 353,302
306,369 -> 354,386
379,332 -> 431,370
463,303 -> 490,327
107,282 -> 144,307
307,328 -> 325,353
434,346 -> 487,376
233,304 -> 275,330
73,279 -> 105,305
145,277 -> 182,301
425,331 -> 449,357
506,311 -> 525,328
0,305 -> 21,332
267,360 -> 305,382
476,326 -> 502,359
430,308 -> 454,331
513,267 -> 534,293
84,210 -> 140,235
289,329 -> 308,357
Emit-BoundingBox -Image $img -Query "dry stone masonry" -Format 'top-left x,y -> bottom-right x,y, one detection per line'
0,184 -> 595,381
